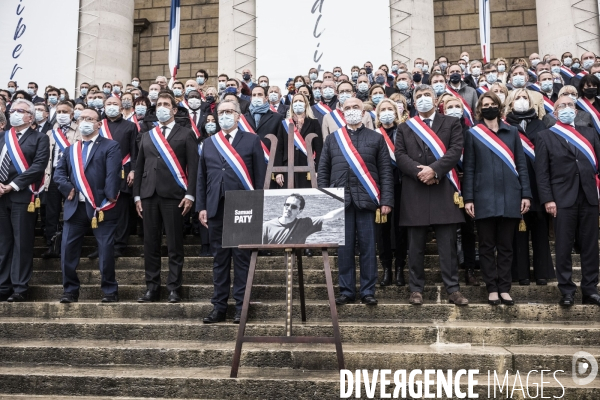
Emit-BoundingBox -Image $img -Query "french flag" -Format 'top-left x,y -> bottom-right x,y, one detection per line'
479,0 -> 490,63
168,0 -> 181,87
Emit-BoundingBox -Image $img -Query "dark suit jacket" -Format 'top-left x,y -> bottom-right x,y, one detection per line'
238,98 -> 250,115
30,95 -> 45,104
395,113 -> 465,225
535,125 -> 600,208
196,130 -> 266,218
0,127 -> 49,203
463,121 -> 532,220
134,123 -> 199,201
243,110 -> 286,166
54,135 -> 122,221
36,120 -> 53,135
276,103 -> 289,116
102,115 -> 138,194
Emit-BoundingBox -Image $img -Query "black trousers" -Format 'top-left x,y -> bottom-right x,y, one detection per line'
114,193 -> 131,251
476,217 -> 518,293
511,209 -> 554,281
554,189 -> 599,296
0,195 -> 37,295
460,209 -> 477,269
44,178 -> 64,245
142,194 -> 185,292
377,184 -> 408,268
408,224 -> 459,294
208,198 -> 251,312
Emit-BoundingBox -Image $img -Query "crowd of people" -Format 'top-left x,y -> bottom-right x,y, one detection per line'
1,49 -> 600,324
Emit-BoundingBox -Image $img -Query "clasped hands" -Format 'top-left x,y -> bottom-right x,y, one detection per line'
416,165 -> 438,185
0,183 -> 13,196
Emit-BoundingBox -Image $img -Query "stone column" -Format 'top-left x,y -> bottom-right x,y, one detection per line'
390,0 -> 436,65
218,0 -> 256,79
76,0 -> 134,91
536,0 -> 600,57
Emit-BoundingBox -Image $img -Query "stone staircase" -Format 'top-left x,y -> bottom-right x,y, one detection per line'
1,235 -> 600,399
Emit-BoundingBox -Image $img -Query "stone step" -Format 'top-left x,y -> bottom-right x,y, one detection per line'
1,302 -> 598,323
0,397 -> 211,400
0,363 -> 597,400
23,282 -> 593,303
2,318 -> 600,347
28,267 -> 572,285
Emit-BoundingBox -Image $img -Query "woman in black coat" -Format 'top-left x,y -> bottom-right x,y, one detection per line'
504,89 -> 555,286
463,92 -> 532,306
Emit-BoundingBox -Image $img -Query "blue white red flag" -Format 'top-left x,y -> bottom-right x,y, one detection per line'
168,0 -> 181,87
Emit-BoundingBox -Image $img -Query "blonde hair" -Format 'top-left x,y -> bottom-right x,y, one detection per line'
558,84 -> 578,98
442,95 -> 463,112
490,82 -> 508,99
504,88 -> 532,115
375,98 -> 401,127
285,93 -> 315,119
389,93 -> 409,122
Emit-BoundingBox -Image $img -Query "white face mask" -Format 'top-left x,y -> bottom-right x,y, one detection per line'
268,93 -> 279,103
513,98 -> 530,113
494,92 -> 506,103
35,110 -> 45,122
343,109 -> 362,125
445,107 -> 463,119
188,98 -> 202,109
251,97 -> 264,107
416,96 -> 434,113
148,91 -> 159,101
56,113 -> 72,125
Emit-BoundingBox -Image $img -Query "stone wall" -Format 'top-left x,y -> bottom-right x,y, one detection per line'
433,0 -> 538,63
133,0 -> 219,89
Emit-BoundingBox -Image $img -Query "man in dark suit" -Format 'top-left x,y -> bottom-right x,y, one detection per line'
242,68 -> 257,91
197,99 -> 267,323
54,108 -> 122,303
395,84 -> 468,306
86,96 -> 137,259
535,96 -> 600,306
34,103 -> 52,134
0,98 -> 50,301
27,82 -> 45,104
134,93 -> 199,303
187,90 -> 211,136
267,86 -> 289,116
45,87 -> 61,127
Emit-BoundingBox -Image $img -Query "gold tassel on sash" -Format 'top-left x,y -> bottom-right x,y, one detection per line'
453,192 -> 465,208
453,192 -> 459,205
91,216 -> 98,229
35,197 -> 41,209
381,213 -> 387,223
98,210 -> 104,223
519,218 -> 527,232
27,202 -> 35,213
375,208 -> 381,224
306,172 -> 311,181
122,169 -> 125,179
271,173 -> 275,181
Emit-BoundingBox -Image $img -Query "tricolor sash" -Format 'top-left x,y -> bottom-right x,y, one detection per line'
577,70 -> 589,79
376,127 -> 397,167
405,117 -> 462,199
527,70 -> 537,81
179,100 -> 190,111
269,104 -> 278,113
330,109 -> 347,129
445,86 -> 474,126
368,111 -> 377,123
468,123 -> 518,176
576,98 -> 600,134
519,133 -> 535,161
69,141 -> 118,227
560,66 -> 575,80
98,119 -> 113,140
211,131 -> 254,190
282,119 -> 308,157
4,128 -> 40,211
549,121 -> 600,193
314,102 -> 332,116
238,114 -> 270,163
52,128 -> 70,152
121,153 -> 131,179
127,114 -> 141,131
333,127 -> 381,205
529,85 -> 556,114
148,126 -> 188,190
189,115 -> 201,139
476,85 -> 489,96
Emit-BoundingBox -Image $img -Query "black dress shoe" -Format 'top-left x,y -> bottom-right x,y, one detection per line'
361,295 -> 378,306
559,294 -> 575,307
500,297 -> 515,306
304,249 -> 313,258
335,294 -> 355,305
8,292 -> 27,302
137,290 -> 160,303
88,250 -> 99,259
582,294 -> 600,306
167,290 -> 181,303
536,279 -> 547,286
198,245 -> 212,257
233,309 -> 242,324
59,292 -> 78,303
203,309 -> 226,323
101,293 -> 119,303
519,279 -> 530,286
114,249 -> 124,259
42,248 -> 60,259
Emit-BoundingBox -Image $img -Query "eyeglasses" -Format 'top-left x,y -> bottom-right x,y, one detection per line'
9,108 -> 32,115
77,117 -> 98,122
556,103 -> 575,110
217,110 -> 238,116
284,203 -> 299,210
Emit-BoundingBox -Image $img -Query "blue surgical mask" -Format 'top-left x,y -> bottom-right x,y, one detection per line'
132,81 -> 139,87
105,105 -> 120,118
357,83 -> 369,93
292,102 -> 305,114
79,121 -> 95,136
48,96 -> 58,105
432,83 -> 445,95
375,76 -> 385,85
322,87 -> 335,100
338,93 -> 352,105
7,87 -> 15,94
309,73 -> 317,81
396,81 -> 409,90
351,71 -> 358,79
486,73 -> 497,84
334,72 -> 341,78
551,66 -> 561,74
103,87 -> 111,95
185,87 -> 194,95
294,81 -> 303,89
93,99 -> 104,109
268,93 -> 279,103
27,88 -> 35,96
80,88 -> 88,96
379,110 -> 395,124
563,58 -> 573,67
10,112 -> 25,127
583,59 -> 595,70
416,96 -> 433,113
540,81 -> 553,92
218,113 -> 235,130
197,77 -> 205,85
205,122 -> 216,134
251,97 -> 264,107
135,105 -> 147,116
113,86 -> 121,94
313,89 -> 321,99
557,107 -> 576,124
74,110 -> 82,120
572,63 -> 581,69
445,108 -> 463,119
497,65 -> 506,73
512,75 -> 526,88
173,89 -> 183,97
60,95 -> 65,101
372,94 -> 384,105
156,106 -> 172,122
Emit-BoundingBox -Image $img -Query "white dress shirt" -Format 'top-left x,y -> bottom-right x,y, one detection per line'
78,134 -> 99,202
1,127 -> 30,191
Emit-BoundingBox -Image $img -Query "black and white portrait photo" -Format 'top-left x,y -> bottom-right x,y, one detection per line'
262,188 -> 345,245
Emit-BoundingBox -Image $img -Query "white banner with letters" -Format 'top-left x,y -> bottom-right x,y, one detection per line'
0,0 -> 79,95
255,0 -> 392,89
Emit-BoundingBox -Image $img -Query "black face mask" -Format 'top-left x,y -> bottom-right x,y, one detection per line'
206,95 -> 215,104
449,73 -> 462,84
583,88 -> 598,99
243,74 -> 251,81
413,73 -> 422,83
365,67 -> 373,74
481,106 -> 500,120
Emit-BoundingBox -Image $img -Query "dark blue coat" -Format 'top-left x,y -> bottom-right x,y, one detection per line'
463,121 -> 532,220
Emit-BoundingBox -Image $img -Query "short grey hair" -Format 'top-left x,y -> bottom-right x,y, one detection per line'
12,98 -> 35,114
414,84 -> 436,99
218,99 -> 241,114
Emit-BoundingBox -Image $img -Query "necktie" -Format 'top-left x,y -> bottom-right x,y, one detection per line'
423,118 -> 432,128
0,133 -> 21,182
82,141 -> 92,168
192,111 -> 197,126
162,126 -> 169,138
225,134 -> 232,143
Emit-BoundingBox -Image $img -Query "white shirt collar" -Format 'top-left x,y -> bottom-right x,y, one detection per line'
224,128 -> 238,142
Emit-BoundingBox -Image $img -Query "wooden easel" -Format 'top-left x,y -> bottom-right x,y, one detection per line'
230,122 -> 345,378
